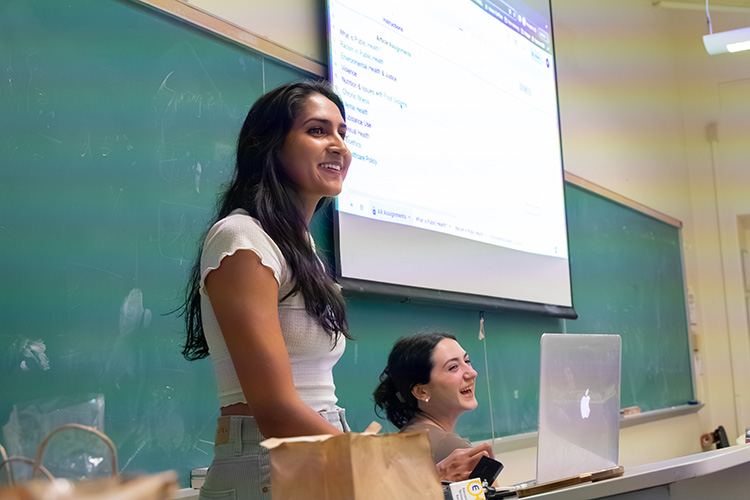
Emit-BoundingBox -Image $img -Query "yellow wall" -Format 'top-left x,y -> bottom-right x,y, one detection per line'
539,0 -> 750,480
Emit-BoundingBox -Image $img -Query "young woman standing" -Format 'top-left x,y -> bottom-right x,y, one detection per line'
181,80 -> 353,499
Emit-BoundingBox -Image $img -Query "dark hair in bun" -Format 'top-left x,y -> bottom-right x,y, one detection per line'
373,333 -> 456,429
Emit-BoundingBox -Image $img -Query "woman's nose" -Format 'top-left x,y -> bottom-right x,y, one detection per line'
329,134 -> 348,153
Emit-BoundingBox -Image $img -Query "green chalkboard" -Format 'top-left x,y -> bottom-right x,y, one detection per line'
0,0 -> 693,487
0,0 -> 306,486
564,183 -> 694,410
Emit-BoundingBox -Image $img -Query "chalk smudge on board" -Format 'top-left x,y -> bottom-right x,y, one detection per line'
194,161 -> 201,194
120,288 -> 151,335
158,71 -> 177,110
20,338 -> 50,371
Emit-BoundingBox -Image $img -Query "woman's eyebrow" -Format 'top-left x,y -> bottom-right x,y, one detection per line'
442,354 -> 467,368
302,117 -> 347,129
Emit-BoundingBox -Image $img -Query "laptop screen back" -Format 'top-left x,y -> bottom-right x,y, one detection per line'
536,333 -> 622,484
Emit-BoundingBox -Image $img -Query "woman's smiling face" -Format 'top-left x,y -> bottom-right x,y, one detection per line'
277,92 -> 351,217
420,338 -> 478,414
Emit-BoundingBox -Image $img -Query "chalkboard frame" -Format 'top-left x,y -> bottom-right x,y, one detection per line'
128,0 -> 327,76
564,171 -> 682,229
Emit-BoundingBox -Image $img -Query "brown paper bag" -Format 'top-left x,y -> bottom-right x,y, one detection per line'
260,431 -> 444,500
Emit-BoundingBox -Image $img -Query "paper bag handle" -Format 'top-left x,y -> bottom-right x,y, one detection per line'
33,423 -> 118,479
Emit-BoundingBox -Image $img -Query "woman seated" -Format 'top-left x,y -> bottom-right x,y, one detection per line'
374,332 -> 493,482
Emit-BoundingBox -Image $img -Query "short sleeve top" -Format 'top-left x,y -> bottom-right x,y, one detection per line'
199,209 -> 345,411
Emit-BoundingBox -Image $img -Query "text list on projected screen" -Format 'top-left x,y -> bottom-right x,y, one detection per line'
328,0 -> 574,315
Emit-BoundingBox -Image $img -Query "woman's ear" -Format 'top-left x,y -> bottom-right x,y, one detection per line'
412,384 -> 430,403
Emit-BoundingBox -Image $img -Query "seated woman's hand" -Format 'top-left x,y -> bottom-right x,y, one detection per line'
435,443 -> 494,482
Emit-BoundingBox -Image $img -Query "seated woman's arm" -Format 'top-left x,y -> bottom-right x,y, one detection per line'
435,443 -> 494,482
205,249 -> 343,438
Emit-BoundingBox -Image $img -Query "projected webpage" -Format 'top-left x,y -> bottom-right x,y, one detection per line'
330,0 -> 568,259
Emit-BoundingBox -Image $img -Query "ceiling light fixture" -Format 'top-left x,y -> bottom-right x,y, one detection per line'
703,0 -> 750,54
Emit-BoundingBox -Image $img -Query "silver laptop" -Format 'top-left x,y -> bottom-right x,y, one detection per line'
535,333 -> 622,484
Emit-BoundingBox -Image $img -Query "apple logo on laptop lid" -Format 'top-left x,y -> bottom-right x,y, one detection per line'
580,389 -> 591,419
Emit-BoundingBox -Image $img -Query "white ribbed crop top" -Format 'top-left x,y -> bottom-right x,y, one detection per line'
199,209 -> 345,411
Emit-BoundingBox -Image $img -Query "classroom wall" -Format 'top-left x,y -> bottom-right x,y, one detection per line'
547,0 -> 750,480
185,0 -> 326,63
490,0 -> 750,483
3,0 -> 748,486
672,5 -> 750,446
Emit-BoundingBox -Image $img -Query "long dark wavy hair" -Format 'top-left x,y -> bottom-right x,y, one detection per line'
181,80 -> 351,361
373,333 -> 456,429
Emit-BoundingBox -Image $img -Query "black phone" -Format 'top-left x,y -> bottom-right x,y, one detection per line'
470,455 -> 504,484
